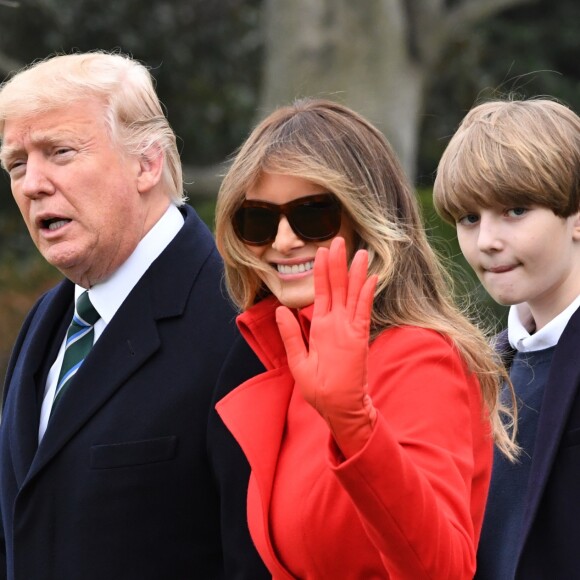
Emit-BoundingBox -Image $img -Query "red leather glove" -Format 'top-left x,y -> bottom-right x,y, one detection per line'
276,237 -> 378,458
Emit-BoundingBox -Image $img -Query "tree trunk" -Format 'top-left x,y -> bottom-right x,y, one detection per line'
257,0 -> 534,182
259,0 -> 423,179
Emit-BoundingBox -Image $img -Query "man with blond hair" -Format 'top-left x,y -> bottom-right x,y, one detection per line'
0,51 -> 268,579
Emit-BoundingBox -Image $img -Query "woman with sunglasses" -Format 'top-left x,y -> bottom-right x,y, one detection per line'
212,98 -> 517,579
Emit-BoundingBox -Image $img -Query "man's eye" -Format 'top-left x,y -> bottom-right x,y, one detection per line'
7,160 -> 26,174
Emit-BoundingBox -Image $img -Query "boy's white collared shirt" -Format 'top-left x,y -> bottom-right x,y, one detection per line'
508,294 -> 580,353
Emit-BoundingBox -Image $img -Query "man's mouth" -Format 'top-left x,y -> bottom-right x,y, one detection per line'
43,218 -> 71,231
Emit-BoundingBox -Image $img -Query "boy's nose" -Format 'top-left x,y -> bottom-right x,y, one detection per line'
477,216 -> 503,252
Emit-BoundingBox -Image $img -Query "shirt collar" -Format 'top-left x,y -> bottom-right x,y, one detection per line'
75,204 -> 184,323
508,294 -> 580,352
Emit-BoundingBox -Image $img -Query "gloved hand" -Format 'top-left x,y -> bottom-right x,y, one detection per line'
276,237 -> 378,458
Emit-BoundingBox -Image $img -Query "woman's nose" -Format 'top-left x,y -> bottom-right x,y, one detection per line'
271,216 -> 305,253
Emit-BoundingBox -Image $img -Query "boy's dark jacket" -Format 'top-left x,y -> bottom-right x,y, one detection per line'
485,307 -> 580,578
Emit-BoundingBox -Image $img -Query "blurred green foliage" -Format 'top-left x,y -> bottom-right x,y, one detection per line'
0,0 -> 575,379
419,0 -> 580,182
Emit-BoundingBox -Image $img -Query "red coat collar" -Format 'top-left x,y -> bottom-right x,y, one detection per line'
236,296 -> 313,372
216,297 -> 314,578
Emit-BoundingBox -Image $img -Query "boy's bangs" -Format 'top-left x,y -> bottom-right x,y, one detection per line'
436,173 -> 547,223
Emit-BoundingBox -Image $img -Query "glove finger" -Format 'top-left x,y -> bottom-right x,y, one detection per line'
327,237 -> 348,308
276,306 -> 308,367
355,274 -> 377,335
346,249 -> 369,321
313,246 -> 331,318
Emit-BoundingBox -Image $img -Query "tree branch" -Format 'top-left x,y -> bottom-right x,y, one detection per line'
444,0 -> 536,42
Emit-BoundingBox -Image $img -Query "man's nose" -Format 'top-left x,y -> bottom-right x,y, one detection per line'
19,156 -> 55,200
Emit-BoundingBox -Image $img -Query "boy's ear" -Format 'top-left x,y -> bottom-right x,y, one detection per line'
136,145 -> 164,194
572,212 -> 580,241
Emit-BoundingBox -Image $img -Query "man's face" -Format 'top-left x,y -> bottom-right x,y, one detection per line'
1,99 -> 154,287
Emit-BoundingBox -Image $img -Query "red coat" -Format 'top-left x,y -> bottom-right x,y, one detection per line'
217,297 -> 492,579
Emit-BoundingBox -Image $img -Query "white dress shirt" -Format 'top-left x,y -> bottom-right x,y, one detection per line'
508,294 -> 580,353
38,204 -> 184,442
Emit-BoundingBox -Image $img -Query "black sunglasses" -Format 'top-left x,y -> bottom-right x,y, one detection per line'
233,193 -> 342,246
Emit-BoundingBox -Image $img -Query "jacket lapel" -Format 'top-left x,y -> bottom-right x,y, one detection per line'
28,284 -> 163,481
217,369 -> 294,498
22,205 -> 213,485
519,307 -> 580,550
216,298 -> 314,577
8,281 -> 72,485
216,368 -> 294,574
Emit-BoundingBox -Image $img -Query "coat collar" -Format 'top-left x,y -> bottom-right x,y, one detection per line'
235,296 -> 313,371
217,297 -> 313,578
218,296 -> 315,474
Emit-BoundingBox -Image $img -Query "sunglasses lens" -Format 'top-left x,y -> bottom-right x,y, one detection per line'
234,206 -> 279,245
289,197 -> 341,241
233,194 -> 342,245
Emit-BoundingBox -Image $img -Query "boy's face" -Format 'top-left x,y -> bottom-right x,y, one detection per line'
456,204 -> 580,330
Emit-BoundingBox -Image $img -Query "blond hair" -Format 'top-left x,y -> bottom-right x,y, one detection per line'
216,98 -> 518,460
434,98 -> 580,223
0,50 -> 184,204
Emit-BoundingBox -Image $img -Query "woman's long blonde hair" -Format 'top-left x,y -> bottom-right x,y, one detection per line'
216,98 -> 518,459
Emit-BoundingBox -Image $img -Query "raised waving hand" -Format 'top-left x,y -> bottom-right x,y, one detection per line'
276,237 -> 378,458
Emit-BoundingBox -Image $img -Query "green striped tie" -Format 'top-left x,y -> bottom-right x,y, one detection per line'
52,291 -> 100,412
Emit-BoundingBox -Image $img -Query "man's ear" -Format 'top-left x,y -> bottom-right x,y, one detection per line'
136,145 -> 164,194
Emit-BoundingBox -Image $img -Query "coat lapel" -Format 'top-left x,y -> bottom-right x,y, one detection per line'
7,281 -> 72,485
216,368 -> 294,574
21,205 -> 213,486
28,283 -> 163,481
216,298 -> 312,578
217,369 -> 294,498
519,308 -> 580,549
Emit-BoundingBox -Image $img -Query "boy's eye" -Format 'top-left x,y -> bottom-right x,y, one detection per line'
457,214 -> 479,226
507,207 -> 527,217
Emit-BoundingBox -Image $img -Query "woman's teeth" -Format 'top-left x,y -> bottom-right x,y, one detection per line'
277,260 -> 314,275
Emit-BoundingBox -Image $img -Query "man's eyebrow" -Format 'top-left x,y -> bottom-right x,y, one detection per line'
0,144 -> 21,168
0,131 -> 82,166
